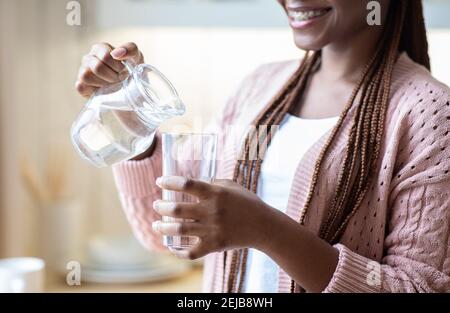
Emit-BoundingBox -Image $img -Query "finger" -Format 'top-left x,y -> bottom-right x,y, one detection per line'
170,244 -> 207,260
118,68 -> 130,81
211,179 -> 238,189
155,176 -> 214,199
75,81 -> 97,98
90,43 -> 124,73
84,55 -> 120,83
78,66 -> 111,87
153,200 -> 206,220
152,221 -> 208,237
110,42 -> 143,65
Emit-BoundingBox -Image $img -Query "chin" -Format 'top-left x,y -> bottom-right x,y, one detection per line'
292,31 -> 331,51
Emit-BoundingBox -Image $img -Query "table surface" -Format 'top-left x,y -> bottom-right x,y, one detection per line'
45,267 -> 203,293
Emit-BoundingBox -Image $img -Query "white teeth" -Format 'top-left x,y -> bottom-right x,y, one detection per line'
289,8 -> 329,22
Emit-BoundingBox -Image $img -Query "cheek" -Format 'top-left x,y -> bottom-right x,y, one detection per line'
332,0 -> 372,36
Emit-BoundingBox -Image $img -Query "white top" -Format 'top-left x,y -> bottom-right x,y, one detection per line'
244,113 -> 339,293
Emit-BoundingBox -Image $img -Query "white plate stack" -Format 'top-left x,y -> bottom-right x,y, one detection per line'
81,235 -> 191,284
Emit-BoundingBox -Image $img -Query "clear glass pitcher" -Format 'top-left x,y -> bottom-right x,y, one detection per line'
71,62 -> 185,167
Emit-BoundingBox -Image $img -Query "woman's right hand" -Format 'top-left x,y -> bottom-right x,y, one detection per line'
75,42 -> 145,98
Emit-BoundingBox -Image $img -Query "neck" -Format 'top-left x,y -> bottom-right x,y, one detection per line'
319,25 -> 385,84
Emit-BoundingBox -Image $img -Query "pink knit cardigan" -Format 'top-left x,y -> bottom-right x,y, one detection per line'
113,53 -> 450,292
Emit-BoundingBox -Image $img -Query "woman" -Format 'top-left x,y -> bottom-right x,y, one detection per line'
75,0 -> 450,292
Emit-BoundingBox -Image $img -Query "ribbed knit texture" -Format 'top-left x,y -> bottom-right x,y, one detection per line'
113,53 -> 450,292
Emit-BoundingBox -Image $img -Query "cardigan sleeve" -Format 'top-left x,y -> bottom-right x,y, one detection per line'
112,132 -> 166,251
324,76 -> 450,293
324,179 -> 450,293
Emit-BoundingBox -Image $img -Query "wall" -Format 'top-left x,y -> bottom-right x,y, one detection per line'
0,0 -> 98,256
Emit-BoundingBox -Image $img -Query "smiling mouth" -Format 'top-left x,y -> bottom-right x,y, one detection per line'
287,7 -> 332,23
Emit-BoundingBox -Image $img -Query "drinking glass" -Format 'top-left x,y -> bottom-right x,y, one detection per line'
161,133 -> 217,251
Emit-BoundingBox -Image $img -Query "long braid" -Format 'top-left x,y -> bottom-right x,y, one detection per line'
223,0 -> 427,293
224,54 -> 313,292
321,0 -> 406,244
235,54 -> 320,291
320,58 -> 383,239
225,53 -> 320,292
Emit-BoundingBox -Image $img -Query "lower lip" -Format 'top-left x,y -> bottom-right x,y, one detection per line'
289,9 -> 331,29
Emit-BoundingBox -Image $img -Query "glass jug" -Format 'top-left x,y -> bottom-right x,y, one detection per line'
71,62 -> 185,167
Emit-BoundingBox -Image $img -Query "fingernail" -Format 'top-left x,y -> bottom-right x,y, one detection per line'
111,47 -> 126,58
170,176 -> 187,189
152,200 -> 160,210
155,177 -> 163,187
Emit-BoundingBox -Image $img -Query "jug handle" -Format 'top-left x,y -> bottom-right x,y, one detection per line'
122,61 -> 135,75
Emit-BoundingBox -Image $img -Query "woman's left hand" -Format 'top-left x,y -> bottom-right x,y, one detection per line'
152,176 -> 275,259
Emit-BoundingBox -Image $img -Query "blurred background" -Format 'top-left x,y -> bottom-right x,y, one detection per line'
0,0 -> 449,292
